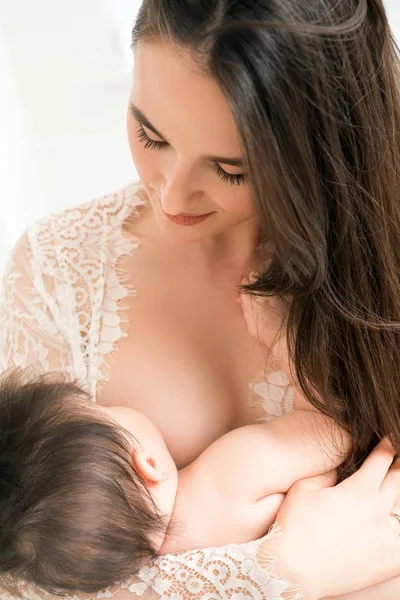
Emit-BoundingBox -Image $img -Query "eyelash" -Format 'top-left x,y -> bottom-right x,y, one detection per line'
136,124 -> 246,186
137,124 -> 165,151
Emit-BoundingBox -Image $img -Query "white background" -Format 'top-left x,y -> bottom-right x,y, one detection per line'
0,0 -> 399,275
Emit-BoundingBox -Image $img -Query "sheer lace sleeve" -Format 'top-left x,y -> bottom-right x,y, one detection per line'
0,183 -> 145,395
112,526 -> 302,600
0,229 -> 77,379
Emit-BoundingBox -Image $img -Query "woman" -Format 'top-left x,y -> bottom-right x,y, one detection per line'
1,0 -> 400,598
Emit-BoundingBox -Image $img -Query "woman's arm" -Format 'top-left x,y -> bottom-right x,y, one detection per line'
0,230 -> 75,375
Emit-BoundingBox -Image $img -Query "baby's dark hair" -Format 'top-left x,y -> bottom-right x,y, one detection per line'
0,368 -> 165,595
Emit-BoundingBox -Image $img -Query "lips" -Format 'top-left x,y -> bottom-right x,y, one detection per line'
163,211 -> 214,226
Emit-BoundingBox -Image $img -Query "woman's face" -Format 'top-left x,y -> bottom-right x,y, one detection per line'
127,40 -> 258,243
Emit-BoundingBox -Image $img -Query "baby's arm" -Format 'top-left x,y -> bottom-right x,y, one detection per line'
193,410 -> 351,503
163,411 -> 351,554
254,410 -> 350,498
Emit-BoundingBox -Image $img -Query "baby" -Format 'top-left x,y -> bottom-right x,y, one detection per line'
0,368 -> 350,595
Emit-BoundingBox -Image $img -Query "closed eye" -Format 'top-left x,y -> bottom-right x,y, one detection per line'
136,123 -> 166,150
214,164 -> 247,186
135,122 -> 247,187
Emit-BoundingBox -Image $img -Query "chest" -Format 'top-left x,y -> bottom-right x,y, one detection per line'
98,244 -> 266,468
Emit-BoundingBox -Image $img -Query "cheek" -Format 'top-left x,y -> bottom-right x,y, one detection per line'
216,187 -> 255,216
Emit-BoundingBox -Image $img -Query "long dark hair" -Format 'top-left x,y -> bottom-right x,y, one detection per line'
132,0 -> 400,473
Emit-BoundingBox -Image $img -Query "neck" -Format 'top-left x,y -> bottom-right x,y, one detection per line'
204,217 -> 261,273
149,213 -> 261,280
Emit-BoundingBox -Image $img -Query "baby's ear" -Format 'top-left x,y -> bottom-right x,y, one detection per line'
131,449 -> 168,484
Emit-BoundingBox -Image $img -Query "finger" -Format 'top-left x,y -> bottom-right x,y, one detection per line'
353,438 -> 396,489
381,458 -> 400,508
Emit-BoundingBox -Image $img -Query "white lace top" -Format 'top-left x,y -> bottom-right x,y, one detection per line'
0,183 -> 301,600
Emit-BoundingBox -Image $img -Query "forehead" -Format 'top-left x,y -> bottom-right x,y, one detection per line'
132,41 -> 241,152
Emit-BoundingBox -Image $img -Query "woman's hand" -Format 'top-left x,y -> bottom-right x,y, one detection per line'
259,440 -> 400,599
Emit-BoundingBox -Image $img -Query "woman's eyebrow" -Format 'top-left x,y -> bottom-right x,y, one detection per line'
203,154 -> 244,167
130,102 -> 244,168
130,103 -> 164,138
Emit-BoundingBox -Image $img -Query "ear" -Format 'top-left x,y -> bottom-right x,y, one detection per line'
131,449 -> 169,484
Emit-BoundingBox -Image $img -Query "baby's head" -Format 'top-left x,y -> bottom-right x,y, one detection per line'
0,369 -> 178,594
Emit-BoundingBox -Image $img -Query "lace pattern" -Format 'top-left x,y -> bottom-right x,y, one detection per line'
251,371 -> 295,422
129,527 -> 301,599
0,530 -> 302,600
0,183 -> 301,600
0,183 -> 146,397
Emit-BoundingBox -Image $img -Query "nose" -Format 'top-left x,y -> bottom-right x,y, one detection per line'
159,160 -> 202,216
